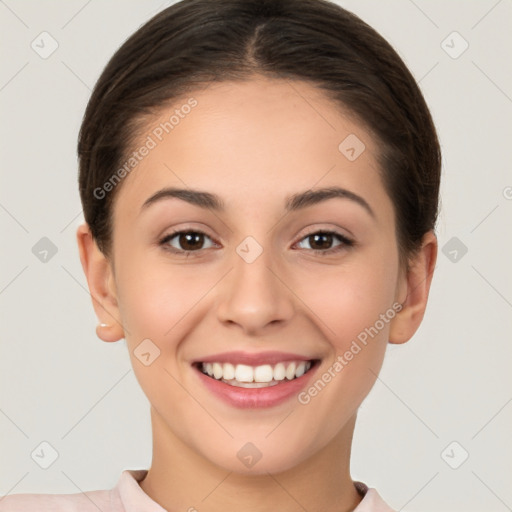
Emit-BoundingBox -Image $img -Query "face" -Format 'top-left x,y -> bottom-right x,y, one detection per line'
104,77 -> 408,474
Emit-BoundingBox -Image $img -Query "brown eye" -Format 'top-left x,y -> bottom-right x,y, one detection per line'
178,232 -> 205,251
160,230 -> 216,253
307,233 -> 334,250
296,230 -> 354,254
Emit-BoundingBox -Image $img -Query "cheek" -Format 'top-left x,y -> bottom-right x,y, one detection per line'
114,262 -> 206,400
292,263 -> 398,433
115,255 -> 210,340
298,257 -> 399,348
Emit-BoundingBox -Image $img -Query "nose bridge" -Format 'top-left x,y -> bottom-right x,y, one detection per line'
216,235 -> 294,332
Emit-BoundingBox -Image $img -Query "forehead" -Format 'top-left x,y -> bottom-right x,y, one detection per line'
113,77 -> 390,220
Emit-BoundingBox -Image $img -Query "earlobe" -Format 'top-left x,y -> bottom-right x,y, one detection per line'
389,231 -> 438,344
76,223 -> 125,342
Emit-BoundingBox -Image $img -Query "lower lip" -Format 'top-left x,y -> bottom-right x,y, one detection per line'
193,363 -> 318,409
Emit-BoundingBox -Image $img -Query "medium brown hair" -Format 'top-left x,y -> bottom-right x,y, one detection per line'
78,0 -> 441,263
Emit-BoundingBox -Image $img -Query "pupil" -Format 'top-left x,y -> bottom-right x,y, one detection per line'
310,233 -> 332,250
180,232 -> 203,250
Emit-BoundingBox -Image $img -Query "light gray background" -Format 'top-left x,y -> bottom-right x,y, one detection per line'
1,1 -> 511,511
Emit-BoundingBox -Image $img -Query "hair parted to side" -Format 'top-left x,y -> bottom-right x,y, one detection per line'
77,0 -> 441,264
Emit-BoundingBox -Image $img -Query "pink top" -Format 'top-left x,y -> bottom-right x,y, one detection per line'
0,469 -> 395,511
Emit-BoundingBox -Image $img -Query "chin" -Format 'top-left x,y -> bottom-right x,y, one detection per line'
201,439 -> 313,476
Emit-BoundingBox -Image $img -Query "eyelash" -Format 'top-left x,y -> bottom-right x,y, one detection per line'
158,229 -> 354,257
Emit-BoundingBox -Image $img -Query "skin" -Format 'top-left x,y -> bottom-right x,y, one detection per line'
77,76 -> 437,512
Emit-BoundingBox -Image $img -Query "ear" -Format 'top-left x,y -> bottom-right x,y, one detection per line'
389,231 -> 437,344
76,223 -> 125,342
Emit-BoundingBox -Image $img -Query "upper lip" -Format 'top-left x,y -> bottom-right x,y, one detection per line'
192,351 -> 316,366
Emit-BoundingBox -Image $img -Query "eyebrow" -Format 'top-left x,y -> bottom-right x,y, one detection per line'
141,186 -> 375,218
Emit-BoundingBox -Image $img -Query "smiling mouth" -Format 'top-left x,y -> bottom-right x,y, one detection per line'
194,360 -> 319,388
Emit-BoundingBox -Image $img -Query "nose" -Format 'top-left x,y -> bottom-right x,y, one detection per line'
216,244 -> 295,335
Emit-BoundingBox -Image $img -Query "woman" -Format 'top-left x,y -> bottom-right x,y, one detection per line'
0,0 -> 440,510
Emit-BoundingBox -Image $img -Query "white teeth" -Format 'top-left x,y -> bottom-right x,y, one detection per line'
273,362 -> 286,381
228,380 -> 280,388
295,361 -> 306,378
222,363 -> 235,380
235,364 -> 254,382
254,364 -> 273,383
212,362 -> 223,380
285,362 -> 296,380
200,360 -> 313,385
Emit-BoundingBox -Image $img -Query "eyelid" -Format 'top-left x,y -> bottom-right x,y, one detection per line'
158,225 -> 219,256
159,223 -> 217,242
292,228 -> 354,254
294,222 -> 355,240
293,224 -> 354,245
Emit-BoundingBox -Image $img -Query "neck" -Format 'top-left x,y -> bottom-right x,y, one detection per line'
139,408 -> 363,512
